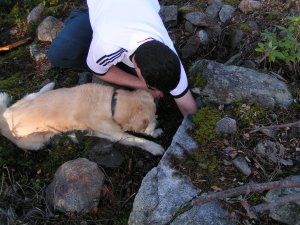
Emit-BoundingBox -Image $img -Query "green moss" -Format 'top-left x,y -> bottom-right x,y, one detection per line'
224,0 -> 240,7
168,153 -> 183,167
192,107 -> 223,143
232,102 -> 269,126
170,147 -> 222,191
239,23 -> 251,33
249,193 -> 264,205
187,149 -> 219,175
0,73 -> 21,90
264,12 -> 279,21
113,210 -> 131,225
188,71 -> 207,89
8,46 -> 28,60
290,101 -> 300,111
41,135 -> 79,172
178,6 -> 198,14
0,72 -> 36,100
83,136 -> 100,150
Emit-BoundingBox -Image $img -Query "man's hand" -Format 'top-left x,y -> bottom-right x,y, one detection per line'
147,89 -> 164,99
174,90 -> 197,116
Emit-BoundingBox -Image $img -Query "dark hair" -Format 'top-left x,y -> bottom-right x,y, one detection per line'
134,40 -> 180,94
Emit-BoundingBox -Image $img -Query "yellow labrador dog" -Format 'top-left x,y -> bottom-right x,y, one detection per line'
0,83 -> 164,155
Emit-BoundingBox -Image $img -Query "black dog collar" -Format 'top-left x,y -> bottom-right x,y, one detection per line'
111,89 -> 118,117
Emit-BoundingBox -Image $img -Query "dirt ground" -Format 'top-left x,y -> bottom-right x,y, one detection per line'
0,0 -> 299,224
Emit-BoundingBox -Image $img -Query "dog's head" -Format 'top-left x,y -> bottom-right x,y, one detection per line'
113,89 -> 157,133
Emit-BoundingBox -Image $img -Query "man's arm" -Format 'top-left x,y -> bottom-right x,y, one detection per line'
98,65 -> 145,89
97,65 -> 164,98
174,90 -> 197,116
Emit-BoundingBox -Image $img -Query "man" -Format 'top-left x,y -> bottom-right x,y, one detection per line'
48,0 -> 197,116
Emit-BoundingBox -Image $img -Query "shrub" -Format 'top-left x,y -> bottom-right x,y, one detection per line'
255,16 -> 300,78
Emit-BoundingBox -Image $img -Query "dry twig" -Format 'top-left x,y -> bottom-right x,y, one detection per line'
0,37 -> 32,51
250,120 -> 300,134
251,192 -> 300,213
192,179 -> 300,206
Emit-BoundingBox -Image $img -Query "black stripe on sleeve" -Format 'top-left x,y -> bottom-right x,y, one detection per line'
96,48 -> 127,65
171,87 -> 189,99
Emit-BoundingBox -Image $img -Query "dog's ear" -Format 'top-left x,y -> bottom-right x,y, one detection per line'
120,106 -> 151,132
134,89 -> 153,99
114,89 -> 156,133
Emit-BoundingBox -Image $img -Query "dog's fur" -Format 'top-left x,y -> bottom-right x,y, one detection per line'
0,83 -> 164,155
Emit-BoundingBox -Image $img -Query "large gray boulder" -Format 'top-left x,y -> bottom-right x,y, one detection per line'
128,117 -> 237,225
189,59 -> 293,108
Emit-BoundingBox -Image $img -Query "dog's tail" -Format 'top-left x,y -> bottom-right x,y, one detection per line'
0,92 -> 13,140
0,92 -> 9,114
39,82 -> 55,94
23,82 -> 55,100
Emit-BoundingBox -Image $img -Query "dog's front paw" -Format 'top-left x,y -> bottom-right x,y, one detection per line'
146,142 -> 165,156
151,128 -> 163,138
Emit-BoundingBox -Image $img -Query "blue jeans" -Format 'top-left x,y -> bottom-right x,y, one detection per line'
47,8 -> 137,75
47,8 -> 93,68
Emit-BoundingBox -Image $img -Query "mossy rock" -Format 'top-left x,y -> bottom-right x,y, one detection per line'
188,70 -> 207,89
192,106 -> 223,143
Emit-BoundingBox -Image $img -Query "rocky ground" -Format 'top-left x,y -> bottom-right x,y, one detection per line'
0,0 -> 299,224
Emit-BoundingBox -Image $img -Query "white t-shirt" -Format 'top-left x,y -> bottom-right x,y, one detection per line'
86,0 -> 188,97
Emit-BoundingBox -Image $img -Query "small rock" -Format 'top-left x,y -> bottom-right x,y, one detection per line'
159,5 -> 178,27
46,158 -> 104,213
86,138 -> 124,168
232,156 -> 252,176
230,29 -> 244,48
180,35 -> 201,59
254,140 -> 293,166
27,4 -> 47,24
184,21 -> 195,34
184,12 -> 214,27
206,3 -> 222,18
219,5 -> 235,23
197,30 -> 209,45
206,23 -> 222,39
215,117 -> 237,135
37,16 -> 64,42
29,43 -> 47,62
239,0 -> 262,14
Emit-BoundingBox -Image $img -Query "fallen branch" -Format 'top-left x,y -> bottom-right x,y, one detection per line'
192,179 -> 300,206
0,37 -> 32,52
250,120 -> 300,134
251,192 -> 300,214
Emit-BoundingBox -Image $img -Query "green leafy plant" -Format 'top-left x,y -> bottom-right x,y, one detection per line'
32,178 -> 41,190
255,16 -> 300,77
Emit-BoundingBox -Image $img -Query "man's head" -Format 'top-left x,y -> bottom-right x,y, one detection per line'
133,40 -> 180,94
